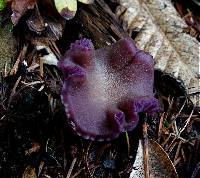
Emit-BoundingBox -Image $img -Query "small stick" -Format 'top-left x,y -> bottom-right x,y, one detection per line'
38,85 -> 45,91
8,76 -> 21,106
143,117 -> 150,178
169,100 -> 186,128
173,157 -> 181,166
168,138 -> 177,153
85,141 -> 93,177
71,167 -> 85,178
4,61 -> 8,77
161,133 -> 172,147
40,58 -> 44,78
181,148 -> 186,162
174,141 -> 182,163
21,81 -> 44,87
173,121 -> 179,136
157,112 -> 165,143
27,63 -> 40,72
10,46 -> 27,75
38,161 -> 45,177
125,132 -> 132,158
179,109 -> 194,135
66,158 -> 77,178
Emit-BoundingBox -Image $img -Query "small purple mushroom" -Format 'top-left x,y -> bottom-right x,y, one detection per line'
59,37 -> 159,141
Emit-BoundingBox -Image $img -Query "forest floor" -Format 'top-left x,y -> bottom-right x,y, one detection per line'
0,0 -> 200,178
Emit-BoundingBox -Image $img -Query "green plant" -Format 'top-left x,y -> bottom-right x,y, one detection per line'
54,0 -> 94,20
0,0 -> 6,11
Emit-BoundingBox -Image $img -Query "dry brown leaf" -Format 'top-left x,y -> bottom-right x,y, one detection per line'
22,165 -> 37,178
130,139 -> 178,178
116,0 -> 200,107
25,142 -> 41,155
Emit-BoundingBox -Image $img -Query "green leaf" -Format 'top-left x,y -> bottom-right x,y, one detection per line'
54,0 -> 77,20
163,120 -> 169,128
0,0 -> 6,11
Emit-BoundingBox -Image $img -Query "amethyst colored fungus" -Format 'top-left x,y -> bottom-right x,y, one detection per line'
59,37 -> 159,141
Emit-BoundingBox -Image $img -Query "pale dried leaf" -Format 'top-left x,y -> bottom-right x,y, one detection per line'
116,0 -> 200,107
130,139 -> 178,178
22,165 -> 37,178
78,0 -> 94,4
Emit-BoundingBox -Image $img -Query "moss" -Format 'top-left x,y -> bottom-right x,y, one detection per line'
0,24 -> 17,72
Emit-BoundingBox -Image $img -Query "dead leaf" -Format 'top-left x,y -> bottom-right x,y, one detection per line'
116,0 -> 200,107
25,142 -> 41,155
130,139 -> 178,178
22,165 -> 37,178
11,0 -> 36,25
26,3 -> 45,34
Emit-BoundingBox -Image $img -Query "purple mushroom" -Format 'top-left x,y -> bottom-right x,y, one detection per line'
59,38 -> 159,141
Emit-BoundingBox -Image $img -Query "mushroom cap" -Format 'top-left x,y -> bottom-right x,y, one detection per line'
59,37 -> 159,141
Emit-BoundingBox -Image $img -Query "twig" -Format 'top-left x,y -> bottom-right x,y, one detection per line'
173,157 -> 181,166
169,99 -> 186,128
40,58 -> 44,78
38,85 -> 45,91
157,112 -> 165,143
66,158 -> 77,178
71,167 -> 85,178
174,140 -> 182,163
10,46 -> 27,75
172,120 -> 179,136
143,117 -> 150,178
27,63 -> 40,72
125,132 -> 132,158
84,141 -> 93,177
8,76 -> 21,106
179,109 -> 194,135
42,174 -> 51,178
4,61 -> 8,77
21,81 -> 44,87
38,161 -> 45,177
181,148 -> 186,162
161,133 -> 172,147
168,138 -> 177,153
0,115 -> 5,121
191,161 -> 200,178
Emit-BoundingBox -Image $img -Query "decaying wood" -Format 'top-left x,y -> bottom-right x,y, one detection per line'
64,0 -> 128,49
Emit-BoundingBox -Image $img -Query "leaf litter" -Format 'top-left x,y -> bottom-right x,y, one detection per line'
116,0 -> 200,108
0,0 -> 200,178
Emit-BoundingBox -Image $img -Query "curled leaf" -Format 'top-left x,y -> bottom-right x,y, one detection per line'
54,0 -> 94,20
54,0 -> 77,20
130,140 -> 178,178
22,165 -> 37,178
